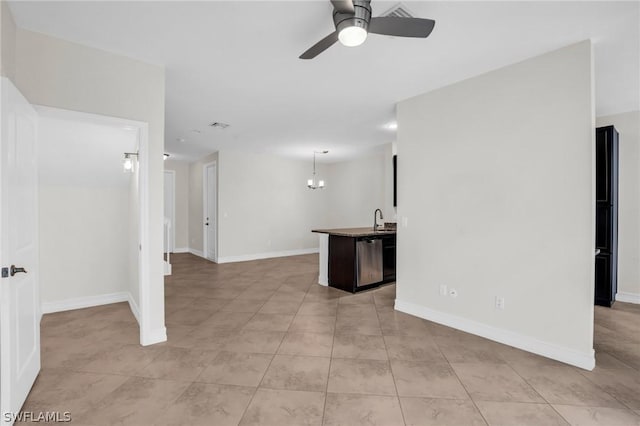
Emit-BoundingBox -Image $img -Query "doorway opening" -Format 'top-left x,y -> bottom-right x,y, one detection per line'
35,106 -> 151,344
203,161 -> 217,262
163,169 -> 176,276
164,170 -> 176,254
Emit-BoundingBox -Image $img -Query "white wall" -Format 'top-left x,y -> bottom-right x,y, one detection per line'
0,0 -> 16,81
216,150 -> 330,262
596,111 -> 640,302
39,187 -> 130,305
164,159 -> 189,251
396,41 -> 595,369
325,145 -> 395,227
15,28 -> 166,344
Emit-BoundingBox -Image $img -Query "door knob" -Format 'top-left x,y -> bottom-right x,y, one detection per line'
10,265 -> 27,276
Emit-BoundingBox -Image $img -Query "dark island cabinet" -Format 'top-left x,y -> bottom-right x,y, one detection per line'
328,234 -> 396,293
328,235 -> 357,293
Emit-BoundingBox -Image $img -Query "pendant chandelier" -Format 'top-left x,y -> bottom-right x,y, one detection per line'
307,150 -> 328,189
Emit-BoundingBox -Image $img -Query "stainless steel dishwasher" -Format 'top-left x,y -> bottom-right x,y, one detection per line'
356,238 -> 383,287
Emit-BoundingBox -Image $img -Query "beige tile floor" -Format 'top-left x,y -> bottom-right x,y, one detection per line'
24,253 -> 640,425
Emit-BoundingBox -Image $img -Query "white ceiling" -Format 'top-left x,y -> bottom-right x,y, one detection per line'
38,114 -> 139,187
9,1 -> 639,162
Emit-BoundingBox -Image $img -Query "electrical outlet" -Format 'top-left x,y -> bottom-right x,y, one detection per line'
449,288 -> 458,298
495,296 -> 505,310
439,285 -> 447,296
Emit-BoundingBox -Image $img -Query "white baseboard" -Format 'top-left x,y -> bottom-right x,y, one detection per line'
616,291 -> 640,304
40,292 -> 163,345
141,326 -> 167,346
217,248 -> 319,264
173,247 -> 189,253
42,292 -> 130,314
127,294 -> 140,324
394,299 -> 595,371
42,291 -> 142,328
188,248 -> 205,258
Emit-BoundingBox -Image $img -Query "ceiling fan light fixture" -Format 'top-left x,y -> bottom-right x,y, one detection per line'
338,25 -> 368,47
300,0 -> 435,60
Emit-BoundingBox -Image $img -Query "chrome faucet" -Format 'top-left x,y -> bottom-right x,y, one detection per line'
373,209 -> 384,231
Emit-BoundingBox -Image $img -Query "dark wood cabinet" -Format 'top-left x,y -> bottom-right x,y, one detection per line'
594,125 -> 618,307
328,234 -> 396,293
328,235 -> 357,293
383,237 -> 396,281
393,155 -> 397,207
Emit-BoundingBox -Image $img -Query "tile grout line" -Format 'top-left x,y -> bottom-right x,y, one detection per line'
236,279 -> 308,425
506,364 -> 588,424
374,289 -> 408,426
431,330 -> 492,426
162,285 -> 270,423
573,365 -> 640,412
321,293 -> 340,426
177,268 -> 283,425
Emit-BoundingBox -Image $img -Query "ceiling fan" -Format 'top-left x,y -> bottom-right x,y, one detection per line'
300,0 -> 435,59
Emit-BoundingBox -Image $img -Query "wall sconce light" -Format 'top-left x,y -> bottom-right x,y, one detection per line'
307,150 -> 328,190
123,152 -> 139,173
164,153 -> 170,161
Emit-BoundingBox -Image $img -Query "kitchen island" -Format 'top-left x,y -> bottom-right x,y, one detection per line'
312,227 -> 396,293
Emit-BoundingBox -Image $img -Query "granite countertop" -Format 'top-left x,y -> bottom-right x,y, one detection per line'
311,227 -> 397,237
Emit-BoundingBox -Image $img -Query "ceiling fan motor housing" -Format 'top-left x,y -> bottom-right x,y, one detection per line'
333,0 -> 372,34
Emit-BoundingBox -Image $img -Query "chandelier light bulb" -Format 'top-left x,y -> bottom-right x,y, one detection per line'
307,150 -> 328,189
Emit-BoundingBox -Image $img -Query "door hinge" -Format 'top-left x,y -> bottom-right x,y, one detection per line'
1,267 -> 8,278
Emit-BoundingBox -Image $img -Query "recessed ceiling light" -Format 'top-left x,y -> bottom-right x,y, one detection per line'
386,122 -> 398,130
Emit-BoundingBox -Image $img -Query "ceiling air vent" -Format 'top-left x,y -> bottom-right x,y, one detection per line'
381,3 -> 415,18
209,122 -> 230,129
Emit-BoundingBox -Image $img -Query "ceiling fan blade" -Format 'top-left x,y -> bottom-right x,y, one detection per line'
330,0 -> 354,14
299,32 -> 339,59
369,17 -> 436,38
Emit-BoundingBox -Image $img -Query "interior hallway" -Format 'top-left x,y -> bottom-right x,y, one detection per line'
23,253 -> 640,425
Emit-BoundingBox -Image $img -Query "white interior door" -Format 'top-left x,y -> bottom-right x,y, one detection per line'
163,171 -> 175,253
204,163 -> 216,261
0,78 -> 40,424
